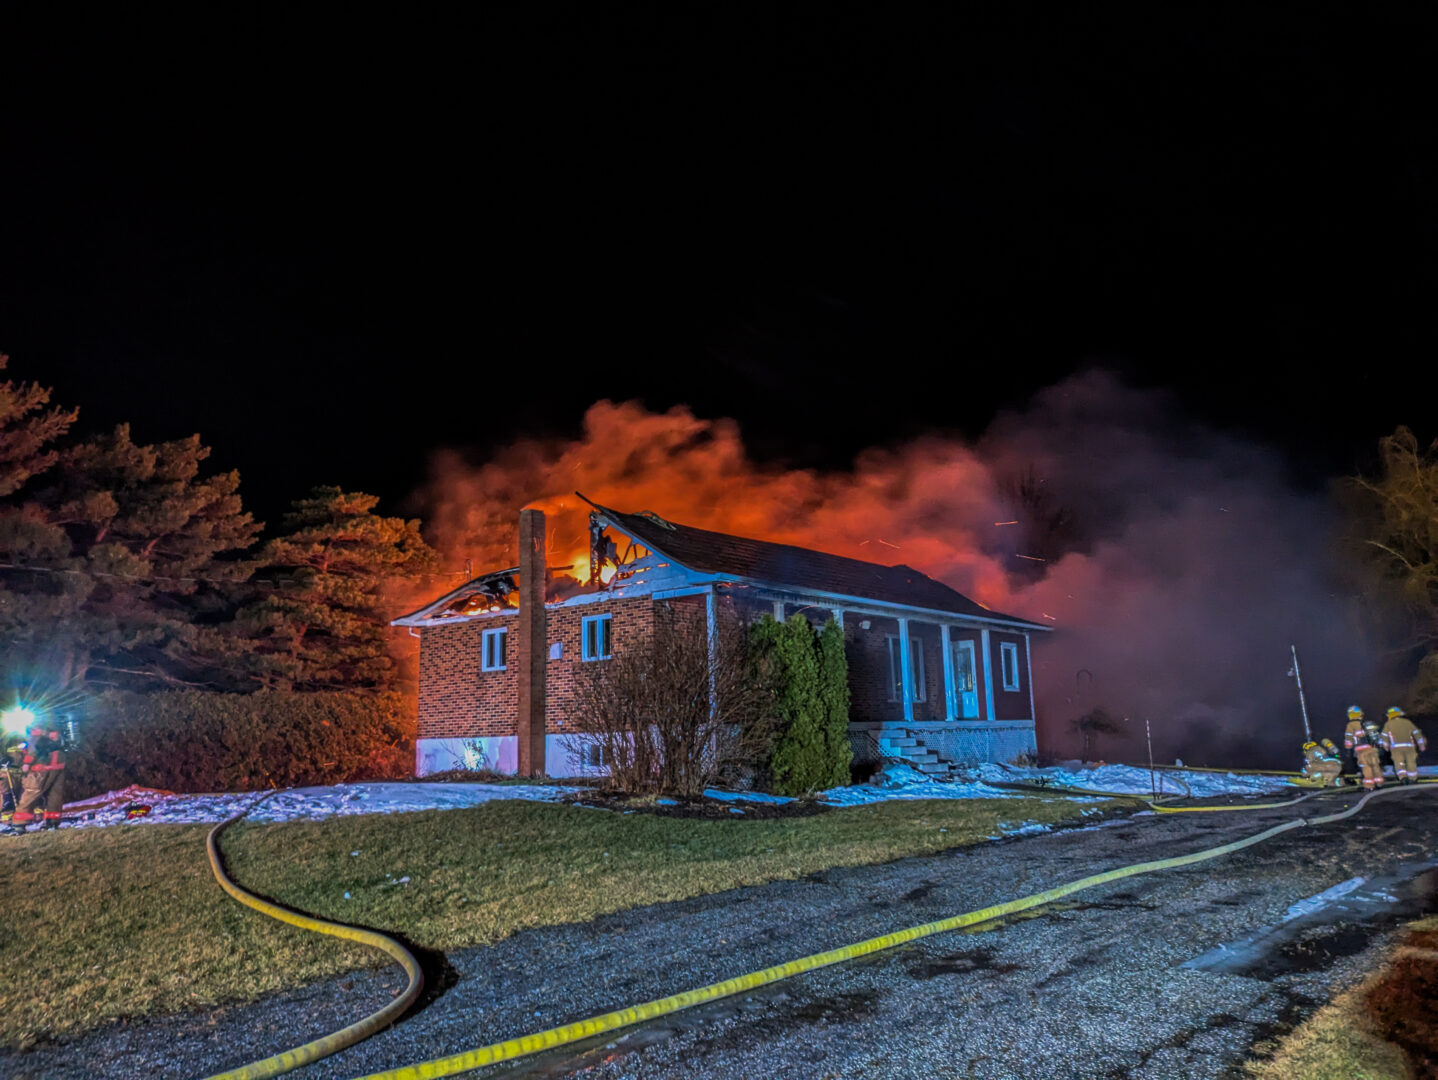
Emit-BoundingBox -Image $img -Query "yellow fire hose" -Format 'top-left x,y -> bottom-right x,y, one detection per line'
201,796 -> 425,1080
321,783 -> 1430,1080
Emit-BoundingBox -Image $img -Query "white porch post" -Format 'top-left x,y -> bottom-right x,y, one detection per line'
940,624 -> 957,721
772,599 -> 785,622
1024,631 -> 1036,722
831,608 -> 844,628
706,586 -> 719,718
980,628 -> 997,722
898,617 -> 915,722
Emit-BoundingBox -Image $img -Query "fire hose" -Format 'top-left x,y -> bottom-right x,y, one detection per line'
201,795 -> 424,1080
200,783 -> 1434,1080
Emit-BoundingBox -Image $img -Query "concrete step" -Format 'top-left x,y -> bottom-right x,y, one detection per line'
915,762 -> 949,774
881,737 -> 919,748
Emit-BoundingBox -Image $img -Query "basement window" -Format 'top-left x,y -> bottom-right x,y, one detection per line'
582,614 -> 613,661
580,742 -> 610,768
1000,641 -> 1020,691
481,627 -> 507,671
886,635 -> 926,703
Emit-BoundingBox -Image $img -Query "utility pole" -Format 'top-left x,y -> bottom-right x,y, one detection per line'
1144,717 -> 1157,799
1289,644 -> 1312,742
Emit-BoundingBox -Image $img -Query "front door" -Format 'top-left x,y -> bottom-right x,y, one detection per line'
953,640 -> 980,719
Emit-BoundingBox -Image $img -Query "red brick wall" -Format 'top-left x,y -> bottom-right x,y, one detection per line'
845,615 -> 904,724
992,630 -> 1032,720
543,597 -> 656,734
417,615 -> 519,740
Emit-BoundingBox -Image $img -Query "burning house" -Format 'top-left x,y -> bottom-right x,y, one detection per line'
393,499 -> 1050,778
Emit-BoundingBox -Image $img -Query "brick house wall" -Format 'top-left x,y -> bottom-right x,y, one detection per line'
845,615 -> 904,724
991,630 -> 1032,721
543,596 -> 656,734
417,614 -> 519,740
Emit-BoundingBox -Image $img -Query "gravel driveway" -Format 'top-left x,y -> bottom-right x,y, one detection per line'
8,787 -> 1437,1080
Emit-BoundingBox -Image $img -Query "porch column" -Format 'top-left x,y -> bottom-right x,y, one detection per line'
898,617 -> 915,722
772,599 -> 785,621
940,624 -> 957,721
831,608 -> 844,628
1024,631 -> 1036,722
706,586 -> 718,719
980,627 -> 997,723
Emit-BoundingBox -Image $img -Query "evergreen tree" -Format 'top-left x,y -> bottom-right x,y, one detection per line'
237,487 -> 436,692
0,355 -> 77,497
1,424 -> 260,690
752,613 -> 851,796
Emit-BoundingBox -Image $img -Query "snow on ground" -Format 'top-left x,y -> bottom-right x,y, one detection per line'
59,781 -> 581,829
967,762 -> 1298,798
52,761 -> 1299,830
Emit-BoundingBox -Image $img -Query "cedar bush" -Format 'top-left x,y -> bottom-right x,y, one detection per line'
752,614 -> 852,795
65,689 -> 413,797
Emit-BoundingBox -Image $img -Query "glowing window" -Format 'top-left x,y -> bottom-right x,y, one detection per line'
1000,641 -> 1020,691
481,628 -> 507,671
582,614 -> 613,661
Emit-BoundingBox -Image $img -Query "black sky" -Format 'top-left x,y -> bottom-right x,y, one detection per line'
2,6 -> 1435,528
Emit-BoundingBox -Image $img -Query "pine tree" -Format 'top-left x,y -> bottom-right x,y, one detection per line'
0,355 -> 77,497
1,424 -> 261,689
237,487 -> 437,692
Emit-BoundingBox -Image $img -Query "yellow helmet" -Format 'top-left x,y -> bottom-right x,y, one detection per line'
1303,740 -> 1318,750
1347,705 -> 1364,719
1387,706 -> 1406,720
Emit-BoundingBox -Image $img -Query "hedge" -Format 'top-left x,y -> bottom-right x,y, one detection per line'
65,689 -> 414,797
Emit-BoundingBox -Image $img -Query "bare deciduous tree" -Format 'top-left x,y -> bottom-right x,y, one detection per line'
570,603 -> 772,797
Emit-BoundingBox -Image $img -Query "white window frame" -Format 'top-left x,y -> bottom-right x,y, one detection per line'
1000,641 -> 1020,691
886,634 -> 926,703
580,741 -> 610,768
481,627 -> 507,672
582,614 -> 613,661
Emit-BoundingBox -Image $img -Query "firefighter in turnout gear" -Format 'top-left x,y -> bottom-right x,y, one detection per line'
1344,706 -> 1384,789
1381,706 -> 1426,784
5,719 -> 65,832
1302,739 -> 1344,786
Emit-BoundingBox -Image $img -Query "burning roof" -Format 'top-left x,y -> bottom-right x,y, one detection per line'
395,499 -> 1047,631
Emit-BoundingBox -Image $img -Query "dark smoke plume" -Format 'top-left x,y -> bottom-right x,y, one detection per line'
417,370 -> 1372,769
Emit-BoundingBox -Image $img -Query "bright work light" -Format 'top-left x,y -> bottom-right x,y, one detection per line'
0,706 -> 37,735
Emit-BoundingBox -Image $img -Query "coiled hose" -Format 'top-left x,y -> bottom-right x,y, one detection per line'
201,795 -> 424,1080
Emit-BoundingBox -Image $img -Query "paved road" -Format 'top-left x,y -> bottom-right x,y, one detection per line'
9,786 -> 1438,1080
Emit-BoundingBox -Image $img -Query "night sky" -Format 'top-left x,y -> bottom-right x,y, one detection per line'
2,6 -> 1434,528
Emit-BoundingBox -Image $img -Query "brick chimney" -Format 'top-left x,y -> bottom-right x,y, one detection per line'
515,508 -> 547,777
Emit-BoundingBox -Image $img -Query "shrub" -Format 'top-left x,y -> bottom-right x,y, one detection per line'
572,604 -> 771,797
65,689 -> 413,797
752,614 -> 852,796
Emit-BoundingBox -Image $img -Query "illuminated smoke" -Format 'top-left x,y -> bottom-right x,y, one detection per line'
417,371 -> 1370,767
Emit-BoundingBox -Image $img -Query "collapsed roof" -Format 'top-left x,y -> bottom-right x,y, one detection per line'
393,500 -> 1047,631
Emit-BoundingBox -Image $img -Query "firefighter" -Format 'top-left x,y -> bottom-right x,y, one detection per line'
3,718 -> 65,833
1343,705 -> 1384,790
0,730 -> 24,822
1302,739 -> 1343,786
1381,706 -> 1427,784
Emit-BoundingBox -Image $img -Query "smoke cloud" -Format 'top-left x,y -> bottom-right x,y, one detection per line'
416,370 -> 1371,768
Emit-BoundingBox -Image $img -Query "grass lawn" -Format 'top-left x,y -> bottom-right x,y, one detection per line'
1244,915 -> 1438,1080
0,795 -> 1110,1050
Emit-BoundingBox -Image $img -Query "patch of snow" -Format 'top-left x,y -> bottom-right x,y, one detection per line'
1280,876 -> 1366,923
703,789 -> 794,805
968,762 -> 1295,798
57,781 -> 582,830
